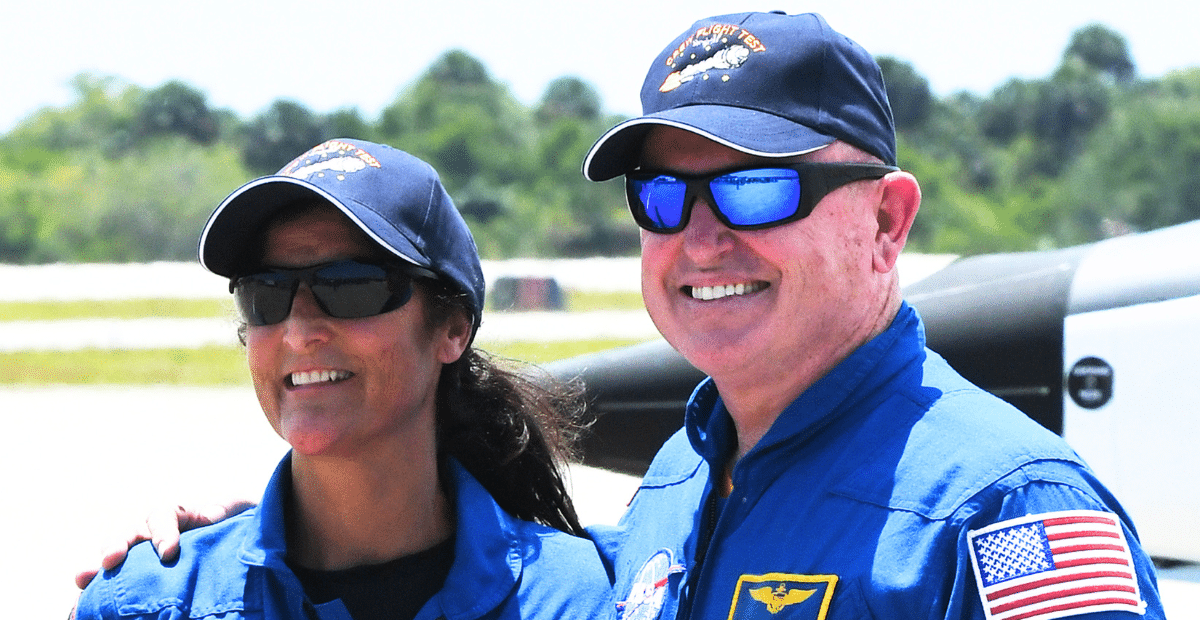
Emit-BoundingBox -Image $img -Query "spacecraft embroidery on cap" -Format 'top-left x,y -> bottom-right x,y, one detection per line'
617,549 -> 685,620
660,23 -> 766,93
280,139 -> 382,182
727,573 -> 837,619
967,509 -> 1145,620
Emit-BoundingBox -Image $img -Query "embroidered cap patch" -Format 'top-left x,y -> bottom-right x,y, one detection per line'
967,510 -> 1145,620
727,573 -> 837,620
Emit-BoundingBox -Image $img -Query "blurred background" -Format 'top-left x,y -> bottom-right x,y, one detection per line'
4,0 -> 1200,264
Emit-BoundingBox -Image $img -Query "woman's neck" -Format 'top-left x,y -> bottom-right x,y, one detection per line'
287,445 -> 453,570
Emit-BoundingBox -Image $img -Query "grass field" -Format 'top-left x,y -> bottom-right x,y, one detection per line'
0,290 -> 645,321
0,298 -> 235,321
2,289 -> 650,385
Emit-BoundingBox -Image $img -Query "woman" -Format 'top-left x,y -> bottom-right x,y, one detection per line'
73,139 -> 611,620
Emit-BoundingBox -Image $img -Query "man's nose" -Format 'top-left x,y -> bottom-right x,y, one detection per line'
681,197 -> 735,259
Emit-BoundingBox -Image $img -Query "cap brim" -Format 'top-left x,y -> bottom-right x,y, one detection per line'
582,105 -> 836,181
198,176 -> 426,277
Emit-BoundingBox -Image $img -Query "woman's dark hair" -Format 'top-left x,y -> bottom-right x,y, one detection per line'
420,278 -> 590,537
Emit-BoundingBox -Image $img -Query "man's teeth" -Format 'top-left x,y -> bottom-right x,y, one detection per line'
290,370 -> 352,387
688,282 -> 766,300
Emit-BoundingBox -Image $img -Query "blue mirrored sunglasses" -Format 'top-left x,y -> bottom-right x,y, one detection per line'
625,162 -> 898,233
230,259 -> 437,326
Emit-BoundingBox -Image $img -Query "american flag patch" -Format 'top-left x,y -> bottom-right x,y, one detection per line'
967,510 -> 1145,620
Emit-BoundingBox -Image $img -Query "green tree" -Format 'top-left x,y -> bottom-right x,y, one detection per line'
978,78 -> 1042,145
537,77 -> 602,122
529,76 -> 635,256
1053,69 -> 1200,241
0,159 -> 81,262
530,114 -> 635,256
6,23 -> 1195,264
1064,23 -> 1136,84
877,57 -> 933,131
136,81 -> 219,145
12,74 -> 140,157
377,50 -> 540,255
1031,67 -> 1111,176
241,100 -> 326,174
386,50 -> 532,186
899,139 -> 1034,255
322,108 -> 373,142
21,140 -> 250,262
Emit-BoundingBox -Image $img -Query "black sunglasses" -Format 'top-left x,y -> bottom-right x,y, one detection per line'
230,259 -> 437,326
625,162 -> 898,233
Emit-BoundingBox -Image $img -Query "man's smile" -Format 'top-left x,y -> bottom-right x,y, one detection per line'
683,281 -> 769,301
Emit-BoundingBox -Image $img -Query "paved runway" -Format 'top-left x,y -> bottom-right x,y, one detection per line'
0,309 -> 662,352
3,386 -> 1195,619
0,259 -> 663,351
0,386 -> 643,618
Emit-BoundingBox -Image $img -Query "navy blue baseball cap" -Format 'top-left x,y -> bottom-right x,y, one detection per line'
583,11 -> 896,181
199,138 -> 485,332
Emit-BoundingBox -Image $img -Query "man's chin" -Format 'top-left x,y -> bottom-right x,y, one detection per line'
671,333 -> 758,378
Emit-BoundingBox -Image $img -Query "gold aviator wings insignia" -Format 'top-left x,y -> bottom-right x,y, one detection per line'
749,585 -> 817,614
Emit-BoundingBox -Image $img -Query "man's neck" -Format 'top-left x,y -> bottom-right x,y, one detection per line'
720,294 -> 903,462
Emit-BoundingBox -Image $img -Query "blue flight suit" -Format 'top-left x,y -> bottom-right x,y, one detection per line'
76,455 -> 612,620
593,303 -> 1164,620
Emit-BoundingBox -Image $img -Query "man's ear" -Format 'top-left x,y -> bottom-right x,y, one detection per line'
872,171 -> 921,273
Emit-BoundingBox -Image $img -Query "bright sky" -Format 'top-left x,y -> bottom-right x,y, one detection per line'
5,0 -> 1198,133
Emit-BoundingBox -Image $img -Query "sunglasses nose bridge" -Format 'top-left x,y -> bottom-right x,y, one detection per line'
668,179 -> 715,232
278,283 -> 335,350
257,275 -> 317,327
287,280 -> 329,320
686,179 -> 734,232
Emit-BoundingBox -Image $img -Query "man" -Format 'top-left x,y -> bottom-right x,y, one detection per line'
581,11 -> 1164,620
